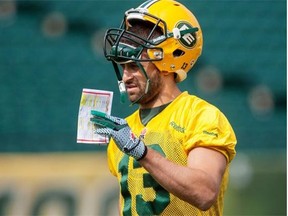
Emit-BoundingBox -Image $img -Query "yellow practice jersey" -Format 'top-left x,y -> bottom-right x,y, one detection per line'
107,91 -> 237,216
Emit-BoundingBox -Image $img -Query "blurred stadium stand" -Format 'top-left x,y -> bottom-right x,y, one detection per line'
0,0 -> 285,152
0,0 -> 286,215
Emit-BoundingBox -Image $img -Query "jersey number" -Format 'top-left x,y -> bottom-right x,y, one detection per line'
119,144 -> 170,216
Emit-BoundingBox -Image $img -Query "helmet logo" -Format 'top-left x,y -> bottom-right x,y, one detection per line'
176,22 -> 197,49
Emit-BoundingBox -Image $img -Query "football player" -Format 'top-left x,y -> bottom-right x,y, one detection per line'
91,0 -> 237,215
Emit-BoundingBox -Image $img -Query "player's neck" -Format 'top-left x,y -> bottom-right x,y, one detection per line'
139,79 -> 181,109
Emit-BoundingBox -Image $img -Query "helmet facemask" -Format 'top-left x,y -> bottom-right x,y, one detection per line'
103,12 -> 166,104
104,9 -> 167,63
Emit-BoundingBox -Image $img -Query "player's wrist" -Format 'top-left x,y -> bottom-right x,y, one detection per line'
127,139 -> 147,160
137,145 -> 148,161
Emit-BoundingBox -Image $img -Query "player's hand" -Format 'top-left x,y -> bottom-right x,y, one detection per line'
90,110 -> 147,160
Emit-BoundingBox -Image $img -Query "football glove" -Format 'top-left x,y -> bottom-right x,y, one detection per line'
90,110 -> 147,160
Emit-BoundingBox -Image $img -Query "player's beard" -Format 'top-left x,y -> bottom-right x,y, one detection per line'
129,69 -> 163,105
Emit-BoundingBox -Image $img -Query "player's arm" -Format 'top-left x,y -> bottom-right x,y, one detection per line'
139,146 -> 227,211
90,111 -> 227,210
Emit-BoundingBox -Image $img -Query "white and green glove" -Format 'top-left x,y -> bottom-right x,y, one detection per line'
90,110 -> 147,160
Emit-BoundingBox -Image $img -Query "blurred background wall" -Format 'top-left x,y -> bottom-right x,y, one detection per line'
0,0 -> 286,215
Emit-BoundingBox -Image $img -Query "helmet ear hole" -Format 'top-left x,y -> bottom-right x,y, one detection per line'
173,49 -> 185,57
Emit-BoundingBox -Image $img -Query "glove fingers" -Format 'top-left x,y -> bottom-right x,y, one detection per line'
106,115 -> 127,125
95,127 -> 113,136
91,111 -> 127,130
91,110 -> 126,125
91,116 -> 119,130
